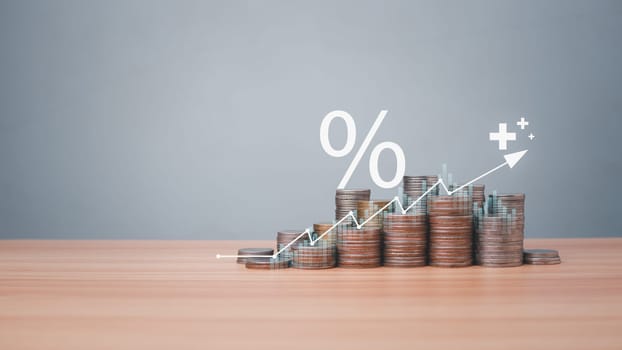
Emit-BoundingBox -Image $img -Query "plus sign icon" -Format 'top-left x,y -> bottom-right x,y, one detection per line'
489,123 -> 516,150
489,117 -> 534,150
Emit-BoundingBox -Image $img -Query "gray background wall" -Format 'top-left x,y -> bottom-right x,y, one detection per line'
1,0 -> 621,239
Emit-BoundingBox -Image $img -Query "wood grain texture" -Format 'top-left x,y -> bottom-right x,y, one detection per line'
0,239 -> 621,350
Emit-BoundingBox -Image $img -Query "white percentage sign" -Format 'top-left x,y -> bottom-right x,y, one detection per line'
320,110 -> 406,189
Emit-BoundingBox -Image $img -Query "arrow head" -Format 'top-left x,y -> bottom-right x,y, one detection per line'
504,150 -> 528,169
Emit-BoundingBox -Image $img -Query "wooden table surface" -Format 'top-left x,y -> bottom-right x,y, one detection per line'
1,239 -> 621,350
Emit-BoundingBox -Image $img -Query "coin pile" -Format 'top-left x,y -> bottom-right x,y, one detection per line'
489,193 -> 525,232
428,195 -> 473,267
236,248 -> 274,264
335,189 -> 371,224
313,222 -> 336,245
523,249 -> 561,265
245,257 -> 291,270
292,241 -> 336,269
402,175 -> 439,214
382,213 -> 427,267
337,226 -> 382,268
357,200 -> 392,229
475,214 -> 523,267
276,229 -> 305,259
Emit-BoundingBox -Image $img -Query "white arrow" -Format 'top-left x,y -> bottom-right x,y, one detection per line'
217,149 -> 528,259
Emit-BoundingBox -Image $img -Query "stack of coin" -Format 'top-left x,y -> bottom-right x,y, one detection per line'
382,213 -> 427,267
337,226 -> 382,268
453,184 -> 486,210
489,193 -> 525,232
276,229 -> 306,259
335,189 -> 371,224
402,175 -> 439,214
313,222 -> 336,245
428,195 -> 473,267
357,200 -> 392,229
236,248 -> 274,264
475,214 -> 523,267
245,257 -> 291,270
471,184 -> 486,210
523,249 -> 561,265
291,241 -> 336,269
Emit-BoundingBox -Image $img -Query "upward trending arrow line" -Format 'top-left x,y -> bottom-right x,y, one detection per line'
216,150 -> 528,260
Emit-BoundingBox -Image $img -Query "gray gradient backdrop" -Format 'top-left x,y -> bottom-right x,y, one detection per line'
1,0 -> 621,239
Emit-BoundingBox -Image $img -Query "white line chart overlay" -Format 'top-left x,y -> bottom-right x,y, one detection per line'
216,150 -> 528,260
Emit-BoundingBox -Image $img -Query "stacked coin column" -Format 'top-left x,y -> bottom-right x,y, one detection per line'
492,193 -> 526,234
475,213 -> 523,267
402,175 -> 439,215
471,184 -> 486,210
476,193 -> 526,266
428,195 -> 474,267
382,213 -> 428,267
337,226 -> 382,268
335,189 -> 371,225
313,222 -> 337,246
291,240 -> 337,269
276,230 -> 305,261
356,200 -> 392,229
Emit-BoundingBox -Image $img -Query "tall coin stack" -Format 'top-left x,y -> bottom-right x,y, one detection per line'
291,240 -> 336,269
470,184 -> 486,210
489,193 -> 526,232
335,189 -> 371,224
357,200 -> 392,229
402,175 -> 439,214
475,213 -> 523,267
383,213 -> 428,267
337,226 -> 382,268
451,184 -> 485,207
276,229 -> 305,260
313,222 -> 336,246
428,195 -> 474,267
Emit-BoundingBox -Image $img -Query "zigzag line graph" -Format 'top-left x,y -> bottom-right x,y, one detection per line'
216,150 -> 527,260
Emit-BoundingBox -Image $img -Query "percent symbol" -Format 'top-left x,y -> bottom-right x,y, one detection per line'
320,110 -> 406,189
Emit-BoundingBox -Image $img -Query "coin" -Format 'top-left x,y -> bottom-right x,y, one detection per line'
236,248 -> 274,264
245,257 -> 291,270
523,249 -> 559,258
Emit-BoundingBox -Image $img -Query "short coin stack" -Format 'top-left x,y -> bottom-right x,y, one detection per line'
236,248 -> 274,264
523,249 -> 561,265
335,189 -> 371,224
428,195 -> 473,267
475,214 -> 523,267
402,175 -> 439,214
245,257 -> 291,270
337,226 -> 382,268
357,200 -> 391,229
383,213 -> 428,267
291,241 -> 336,269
